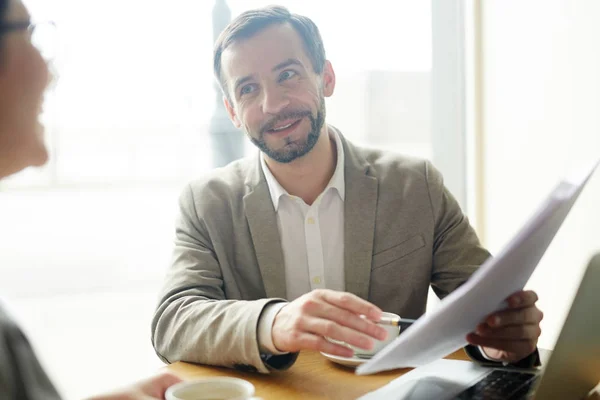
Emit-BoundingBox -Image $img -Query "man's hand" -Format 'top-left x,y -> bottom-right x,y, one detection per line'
467,290 -> 543,363
271,289 -> 389,357
87,372 -> 182,400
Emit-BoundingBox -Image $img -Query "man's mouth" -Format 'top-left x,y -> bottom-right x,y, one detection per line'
266,118 -> 302,136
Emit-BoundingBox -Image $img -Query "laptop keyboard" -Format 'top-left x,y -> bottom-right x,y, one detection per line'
452,370 -> 539,400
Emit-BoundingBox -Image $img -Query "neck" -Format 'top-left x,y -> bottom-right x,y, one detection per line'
264,126 -> 337,205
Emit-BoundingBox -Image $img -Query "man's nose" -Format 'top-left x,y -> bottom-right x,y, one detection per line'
261,86 -> 290,115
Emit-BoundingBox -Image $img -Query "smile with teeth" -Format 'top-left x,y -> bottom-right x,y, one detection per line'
272,122 -> 293,131
268,118 -> 301,133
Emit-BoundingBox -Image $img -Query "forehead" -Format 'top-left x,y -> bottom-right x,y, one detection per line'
221,22 -> 311,82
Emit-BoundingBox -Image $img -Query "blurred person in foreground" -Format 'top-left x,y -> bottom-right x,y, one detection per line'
0,0 -> 182,398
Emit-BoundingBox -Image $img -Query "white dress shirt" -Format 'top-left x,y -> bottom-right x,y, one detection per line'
257,128 -> 346,354
255,129 -> 498,361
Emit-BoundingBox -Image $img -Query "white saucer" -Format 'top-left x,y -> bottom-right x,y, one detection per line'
320,352 -> 370,367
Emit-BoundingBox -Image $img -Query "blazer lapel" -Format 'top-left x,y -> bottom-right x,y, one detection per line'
243,156 -> 287,299
342,136 -> 378,300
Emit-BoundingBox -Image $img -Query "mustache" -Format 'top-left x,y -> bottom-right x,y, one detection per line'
259,109 -> 312,134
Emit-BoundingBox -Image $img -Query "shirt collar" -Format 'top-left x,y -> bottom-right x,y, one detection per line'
260,126 -> 346,211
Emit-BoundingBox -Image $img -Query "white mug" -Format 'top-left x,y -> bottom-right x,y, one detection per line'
352,312 -> 401,357
165,377 -> 263,400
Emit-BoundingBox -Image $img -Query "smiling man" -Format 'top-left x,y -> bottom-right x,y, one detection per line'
151,5 -> 543,373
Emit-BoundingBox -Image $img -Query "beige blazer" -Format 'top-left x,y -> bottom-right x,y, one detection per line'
151,132 -> 490,373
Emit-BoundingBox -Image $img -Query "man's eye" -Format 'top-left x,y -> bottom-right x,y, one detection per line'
279,70 -> 298,81
240,84 -> 257,95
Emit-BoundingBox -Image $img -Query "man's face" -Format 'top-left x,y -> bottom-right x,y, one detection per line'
221,22 -> 335,163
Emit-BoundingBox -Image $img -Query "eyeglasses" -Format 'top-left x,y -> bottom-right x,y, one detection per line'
0,20 -> 57,61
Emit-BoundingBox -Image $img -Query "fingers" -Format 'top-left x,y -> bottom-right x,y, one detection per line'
273,290 -> 386,354
467,333 -> 537,356
308,300 -> 388,340
467,291 -> 543,363
486,306 -> 544,327
301,316 -> 377,350
317,290 -> 382,321
88,372 -> 183,400
506,290 -> 538,309
138,372 -> 183,398
290,331 -> 354,357
149,372 -> 183,392
475,323 -> 541,340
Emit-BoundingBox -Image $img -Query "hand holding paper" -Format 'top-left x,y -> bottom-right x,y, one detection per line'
469,289 -> 543,363
356,158 -> 598,375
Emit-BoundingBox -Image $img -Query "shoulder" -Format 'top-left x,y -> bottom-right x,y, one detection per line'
183,157 -> 256,203
353,145 -> 439,184
178,156 -> 258,219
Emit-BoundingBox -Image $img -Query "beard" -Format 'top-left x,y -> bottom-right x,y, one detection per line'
248,97 -> 326,164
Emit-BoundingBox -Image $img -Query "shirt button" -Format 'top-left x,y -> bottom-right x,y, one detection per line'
307,217 -> 315,224
312,276 -> 322,284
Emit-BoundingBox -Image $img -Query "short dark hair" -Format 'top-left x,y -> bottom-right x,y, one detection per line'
0,0 -> 7,23
0,0 -> 8,58
213,5 -> 326,96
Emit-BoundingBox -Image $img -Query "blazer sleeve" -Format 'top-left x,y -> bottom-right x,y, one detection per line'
151,184 -> 297,374
424,160 -> 492,298
424,162 -> 541,368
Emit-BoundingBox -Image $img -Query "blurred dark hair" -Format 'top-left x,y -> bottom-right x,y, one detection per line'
0,0 -> 8,25
213,5 -> 326,99
0,0 -> 8,58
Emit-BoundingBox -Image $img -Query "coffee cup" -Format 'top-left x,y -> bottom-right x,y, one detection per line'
165,377 -> 262,400
352,311 -> 401,357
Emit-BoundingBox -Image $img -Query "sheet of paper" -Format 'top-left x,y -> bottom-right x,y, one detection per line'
357,360 -> 490,400
356,158 -> 599,375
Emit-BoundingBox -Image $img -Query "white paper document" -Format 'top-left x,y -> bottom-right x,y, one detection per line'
357,360 -> 490,400
356,159 -> 599,375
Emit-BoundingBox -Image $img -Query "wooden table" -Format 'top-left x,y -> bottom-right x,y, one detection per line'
167,350 -> 600,399
167,349 -> 468,399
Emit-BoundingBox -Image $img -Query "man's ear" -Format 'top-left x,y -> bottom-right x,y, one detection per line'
322,60 -> 336,98
223,96 -> 242,128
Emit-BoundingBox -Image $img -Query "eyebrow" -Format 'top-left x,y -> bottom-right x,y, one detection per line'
233,58 -> 304,94
272,58 -> 303,72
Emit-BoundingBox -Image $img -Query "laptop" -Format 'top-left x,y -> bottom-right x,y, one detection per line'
452,253 -> 600,400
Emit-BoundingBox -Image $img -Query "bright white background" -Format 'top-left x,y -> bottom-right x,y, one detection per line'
0,1 -> 434,398
479,0 -> 600,351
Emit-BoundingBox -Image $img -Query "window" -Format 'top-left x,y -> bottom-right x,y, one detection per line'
3,0 -> 433,189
